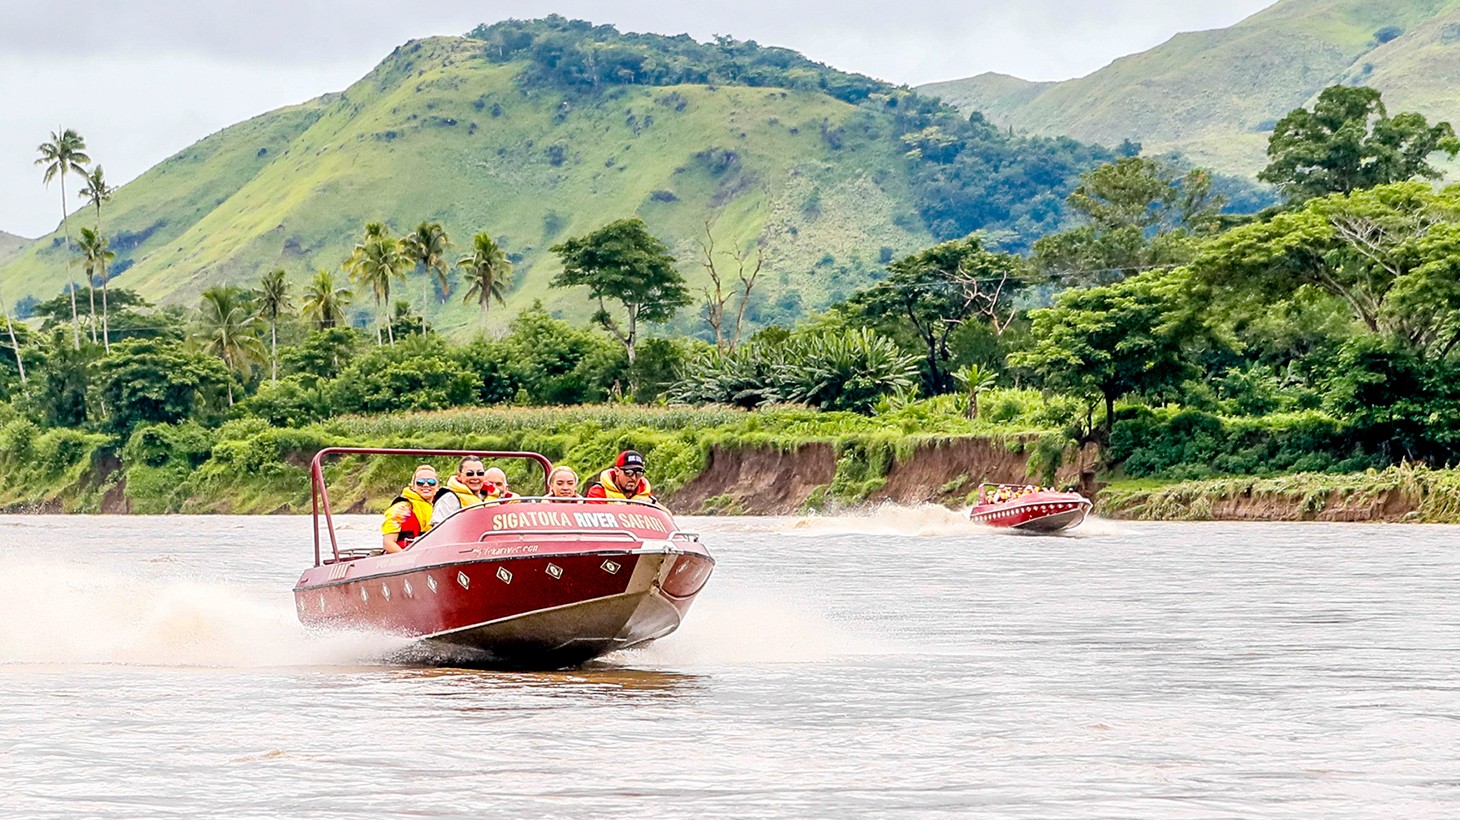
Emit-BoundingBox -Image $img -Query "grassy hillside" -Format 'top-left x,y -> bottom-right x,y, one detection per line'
0,232 -> 27,267
921,0 -> 1460,177
1,21 -> 1121,338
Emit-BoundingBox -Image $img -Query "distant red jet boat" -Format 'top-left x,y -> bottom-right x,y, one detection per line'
968,483 -> 1092,533
294,448 -> 715,669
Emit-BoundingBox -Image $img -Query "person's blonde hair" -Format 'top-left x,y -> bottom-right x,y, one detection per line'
548,465 -> 578,483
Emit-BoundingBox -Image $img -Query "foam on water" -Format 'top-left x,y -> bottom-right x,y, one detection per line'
616,589 -> 881,667
774,503 -> 1130,539
0,557 -> 408,668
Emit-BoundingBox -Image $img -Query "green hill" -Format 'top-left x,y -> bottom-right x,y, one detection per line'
920,0 -> 1460,178
0,232 -> 27,267
1,19 -> 1118,336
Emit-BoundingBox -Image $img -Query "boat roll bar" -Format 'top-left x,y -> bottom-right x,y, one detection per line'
309,447 -> 555,567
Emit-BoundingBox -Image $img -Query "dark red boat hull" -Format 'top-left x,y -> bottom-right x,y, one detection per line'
295,501 -> 713,668
969,491 -> 1092,533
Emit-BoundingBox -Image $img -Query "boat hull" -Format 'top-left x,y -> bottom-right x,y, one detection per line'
295,501 -> 714,669
969,491 -> 1092,533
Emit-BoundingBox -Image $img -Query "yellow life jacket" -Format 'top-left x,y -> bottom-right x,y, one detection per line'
444,476 -> 485,507
591,468 -> 653,501
382,487 -> 438,543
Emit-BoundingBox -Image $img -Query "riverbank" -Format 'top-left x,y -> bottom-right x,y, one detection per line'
1097,465 -> 1460,523
7,402 -> 1460,522
0,403 -> 1090,515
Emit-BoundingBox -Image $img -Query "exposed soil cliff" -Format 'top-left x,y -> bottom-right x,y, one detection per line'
668,437 -> 1099,515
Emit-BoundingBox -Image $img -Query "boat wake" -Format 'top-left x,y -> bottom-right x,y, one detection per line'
782,503 -> 985,537
0,558 -> 409,668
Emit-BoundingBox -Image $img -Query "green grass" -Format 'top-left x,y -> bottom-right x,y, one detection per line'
921,0 -> 1460,178
2,36 -> 929,336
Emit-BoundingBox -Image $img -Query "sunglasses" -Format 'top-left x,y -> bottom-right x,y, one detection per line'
620,468 -> 644,476
463,470 -> 486,477
414,478 -> 439,487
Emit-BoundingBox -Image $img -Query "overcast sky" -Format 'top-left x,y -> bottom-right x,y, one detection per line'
0,0 -> 1277,237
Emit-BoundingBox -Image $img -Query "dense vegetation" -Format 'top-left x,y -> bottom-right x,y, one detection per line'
7,75 -> 1460,516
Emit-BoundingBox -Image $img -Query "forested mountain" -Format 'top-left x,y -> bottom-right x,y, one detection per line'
921,0 -> 1460,177
1,17 -> 1121,334
0,232 -> 28,266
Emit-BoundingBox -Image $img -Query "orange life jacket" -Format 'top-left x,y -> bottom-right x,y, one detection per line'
587,468 -> 653,501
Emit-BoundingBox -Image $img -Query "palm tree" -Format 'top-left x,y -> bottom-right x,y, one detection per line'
954,363 -> 998,419
346,222 -> 405,345
301,269 -> 352,331
196,285 -> 265,405
458,232 -> 513,332
257,269 -> 292,383
76,228 -> 116,353
35,128 -> 91,349
78,167 -> 117,351
402,221 -> 451,332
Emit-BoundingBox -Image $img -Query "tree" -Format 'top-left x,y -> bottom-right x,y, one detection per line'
697,222 -> 763,354
1010,271 -> 1197,438
94,337 -> 231,434
78,165 -> 113,229
195,285 -> 265,405
1033,156 -> 1224,282
1194,182 -> 1460,361
35,128 -> 91,349
33,331 -> 92,428
1259,85 -> 1460,203
550,218 -> 691,393
1,286 -> 27,385
301,269 -> 352,330
402,221 -> 452,331
75,228 -> 115,353
257,269 -> 292,383
458,232 -> 513,332
347,222 -> 406,345
954,363 -> 997,419
851,236 -> 1027,395
78,166 -> 116,350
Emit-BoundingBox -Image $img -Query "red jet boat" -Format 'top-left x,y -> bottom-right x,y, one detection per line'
294,448 -> 715,669
968,483 -> 1092,533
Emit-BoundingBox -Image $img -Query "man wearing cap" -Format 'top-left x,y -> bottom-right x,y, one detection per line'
584,450 -> 655,502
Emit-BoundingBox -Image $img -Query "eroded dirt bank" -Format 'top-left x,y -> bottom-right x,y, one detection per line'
1097,484 -> 1427,523
668,437 -> 1099,515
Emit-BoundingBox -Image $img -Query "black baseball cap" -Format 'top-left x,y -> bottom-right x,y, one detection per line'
615,450 -> 645,470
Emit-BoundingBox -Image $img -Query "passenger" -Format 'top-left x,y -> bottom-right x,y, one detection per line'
585,450 -> 655,502
430,456 -> 489,527
547,466 -> 581,498
483,466 -> 517,500
381,465 -> 443,553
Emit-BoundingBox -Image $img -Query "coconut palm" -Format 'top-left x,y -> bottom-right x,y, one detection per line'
35,128 -> 91,348
954,363 -> 998,419
78,165 -> 113,229
458,232 -> 513,332
346,222 -> 406,345
257,268 -> 292,383
402,221 -> 451,332
196,285 -> 265,405
301,269 -> 352,331
76,228 -> 116,352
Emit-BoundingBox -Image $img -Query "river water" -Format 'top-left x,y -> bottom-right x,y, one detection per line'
1,510 -> 1457,817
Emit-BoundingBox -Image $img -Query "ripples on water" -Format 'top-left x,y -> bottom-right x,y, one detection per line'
2,511 -> 1458,817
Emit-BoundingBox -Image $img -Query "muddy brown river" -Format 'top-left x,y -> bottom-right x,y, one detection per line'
2,511 -> 1457,816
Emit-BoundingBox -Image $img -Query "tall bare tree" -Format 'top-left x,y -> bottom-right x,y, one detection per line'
697,222 -> 763,354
